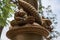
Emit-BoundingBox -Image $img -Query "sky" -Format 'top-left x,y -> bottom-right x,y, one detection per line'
42,0 -> 60,40
42,0 -> 60,31
1,0 -> 60,40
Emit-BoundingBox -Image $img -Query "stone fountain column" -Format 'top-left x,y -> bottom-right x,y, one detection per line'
6,0 -> 52,40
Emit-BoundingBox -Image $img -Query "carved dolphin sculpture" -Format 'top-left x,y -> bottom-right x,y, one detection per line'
19,0 -> 42,25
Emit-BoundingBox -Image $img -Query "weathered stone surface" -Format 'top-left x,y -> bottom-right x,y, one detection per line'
6,0 -> 52,40
11,33 -> 43,40
6,23 -> 49,39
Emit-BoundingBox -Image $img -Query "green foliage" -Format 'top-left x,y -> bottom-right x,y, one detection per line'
0,0 -> 16,27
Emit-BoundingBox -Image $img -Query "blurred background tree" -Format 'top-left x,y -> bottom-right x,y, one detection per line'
39,0 -> 60,40
0,0 -> 16,36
